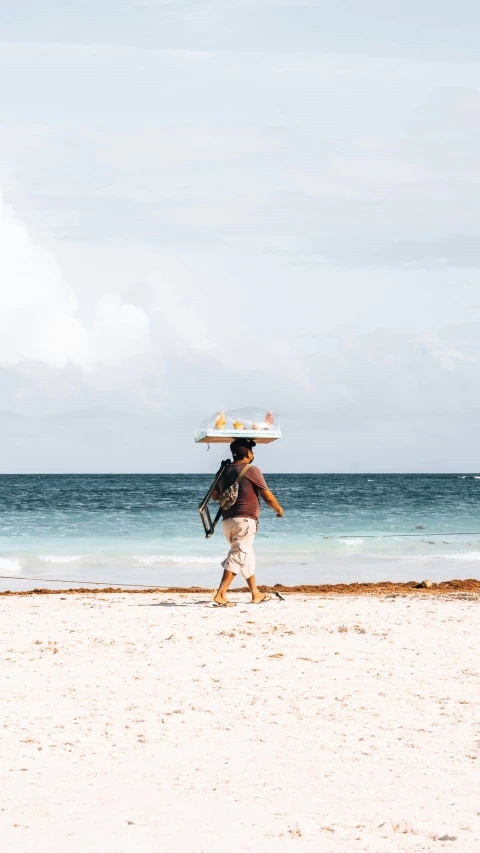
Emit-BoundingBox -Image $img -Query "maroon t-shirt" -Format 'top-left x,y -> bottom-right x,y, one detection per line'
218,463 -> 268,521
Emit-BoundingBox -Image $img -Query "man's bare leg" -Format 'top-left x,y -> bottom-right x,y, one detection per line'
246,574 -> 269,604
213,569 -> 236,606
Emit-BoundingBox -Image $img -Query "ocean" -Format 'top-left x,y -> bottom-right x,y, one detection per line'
1,474 -> 480,591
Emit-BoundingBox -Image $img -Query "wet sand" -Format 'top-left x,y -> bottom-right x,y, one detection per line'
1,591 -> 479,852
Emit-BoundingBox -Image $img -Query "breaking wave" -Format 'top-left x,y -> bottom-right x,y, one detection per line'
403,551 -> 480,562
134,554 -> 221,566
0,557 -> 22,574
40,555 -> 86,564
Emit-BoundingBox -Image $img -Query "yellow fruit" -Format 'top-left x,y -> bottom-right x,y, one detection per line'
233,421 -> 244,429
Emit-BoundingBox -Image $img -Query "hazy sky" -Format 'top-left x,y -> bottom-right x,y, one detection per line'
1,1 -> 480,473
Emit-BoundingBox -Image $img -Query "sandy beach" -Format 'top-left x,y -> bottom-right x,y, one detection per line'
1,590 -> 479,852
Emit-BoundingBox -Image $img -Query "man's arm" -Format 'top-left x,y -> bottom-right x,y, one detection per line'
212,486 -> 220,502
259,489 -> 283,517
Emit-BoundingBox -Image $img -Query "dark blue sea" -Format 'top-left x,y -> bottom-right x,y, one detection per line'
1,474 -> 480,590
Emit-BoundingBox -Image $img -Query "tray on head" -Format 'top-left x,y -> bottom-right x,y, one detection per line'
194,407 -> 281,445
195,428 -> 281,444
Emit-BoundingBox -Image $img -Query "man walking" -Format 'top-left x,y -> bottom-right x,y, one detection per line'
212,438 -> 283,606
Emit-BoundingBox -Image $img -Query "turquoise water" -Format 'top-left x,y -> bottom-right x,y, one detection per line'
1,474 -> 480,590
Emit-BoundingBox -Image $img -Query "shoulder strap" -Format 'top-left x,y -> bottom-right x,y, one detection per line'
235,463 -> 250,484
223,463 -> 250,490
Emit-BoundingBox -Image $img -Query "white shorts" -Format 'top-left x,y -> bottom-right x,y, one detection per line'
221,516 -> 258,580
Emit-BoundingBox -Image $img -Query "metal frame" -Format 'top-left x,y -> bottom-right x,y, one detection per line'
197,459 -> 231,538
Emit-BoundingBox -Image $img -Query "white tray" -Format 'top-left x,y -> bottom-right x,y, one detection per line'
195,429 -> 282,444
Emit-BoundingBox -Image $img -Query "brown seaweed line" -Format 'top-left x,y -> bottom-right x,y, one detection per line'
1,579 -> 480,597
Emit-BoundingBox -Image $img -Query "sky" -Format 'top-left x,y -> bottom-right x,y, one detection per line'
1,0 -> 480,473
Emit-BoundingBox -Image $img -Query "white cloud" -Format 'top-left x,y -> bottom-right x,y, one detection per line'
288,153 -> 434,202
89,294 -> 152,369
149,272 -> 214,355
419,336 -> 477,371
163,49 -> 213,63
0,191 -> 312,422
0,192 -> 89,368
0,191 -> 152,372
93,126 -> 275,170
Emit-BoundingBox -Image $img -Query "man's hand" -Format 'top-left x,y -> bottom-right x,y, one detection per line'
261,489 -> 283,517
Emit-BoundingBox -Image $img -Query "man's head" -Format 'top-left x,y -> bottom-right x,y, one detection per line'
230,438 -> 256,463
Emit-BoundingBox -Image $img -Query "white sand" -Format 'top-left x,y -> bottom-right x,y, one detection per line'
1,591 -> 479,852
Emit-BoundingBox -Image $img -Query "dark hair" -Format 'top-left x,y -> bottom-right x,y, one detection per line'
230,438 -> 256,459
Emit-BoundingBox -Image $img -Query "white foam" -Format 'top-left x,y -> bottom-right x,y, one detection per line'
338,538 -> 364,547
39,555 -> 85,564
0,557 -> 22,575
451,551 -> 480,561
403,551 -> 480,563
134,554 -> 220,566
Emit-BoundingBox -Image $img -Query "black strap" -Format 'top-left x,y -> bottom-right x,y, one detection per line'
211,464 -> 250,535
